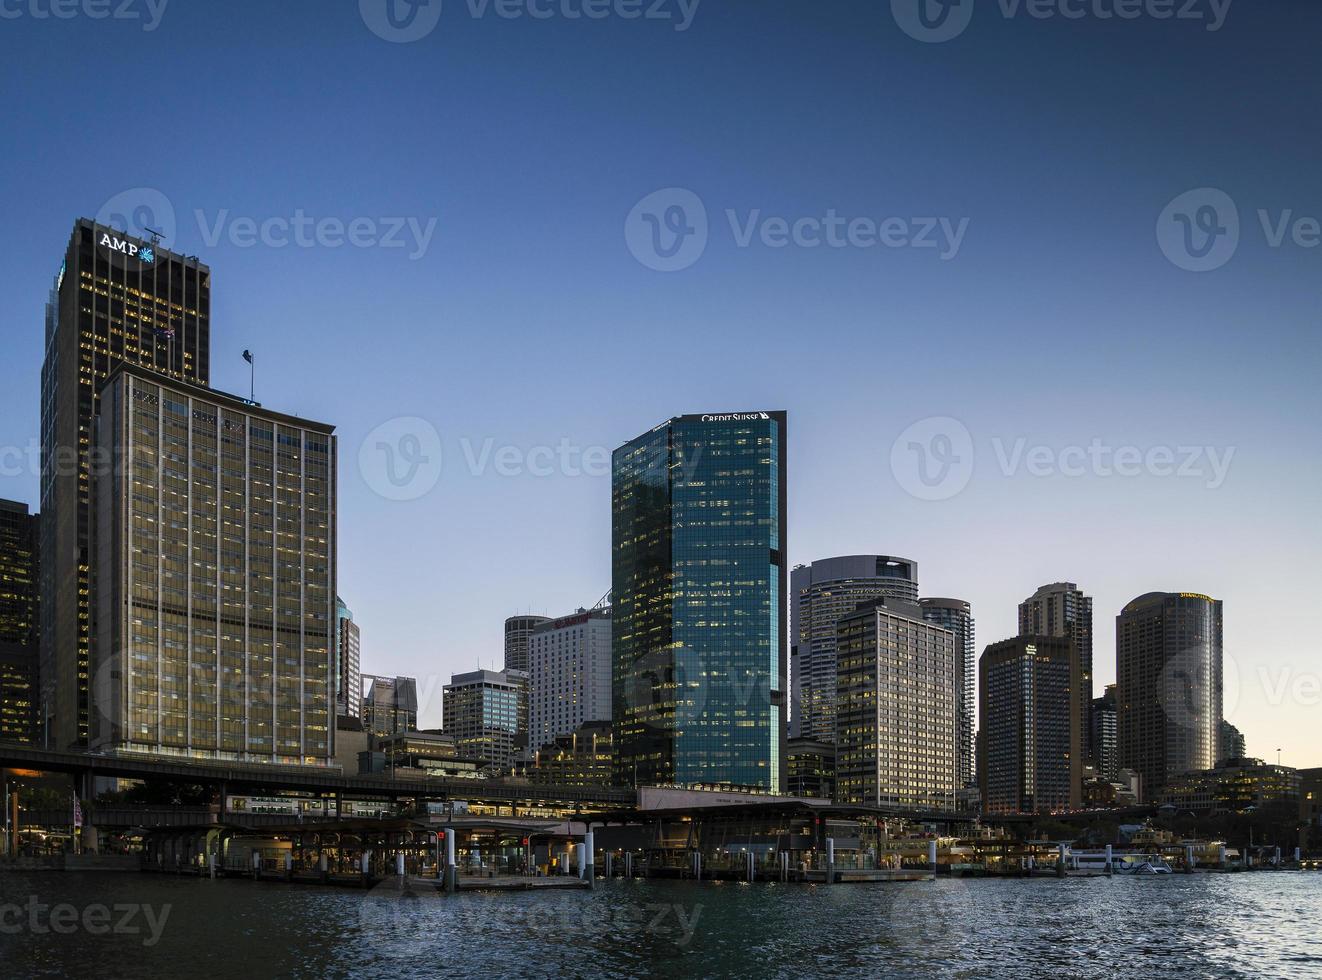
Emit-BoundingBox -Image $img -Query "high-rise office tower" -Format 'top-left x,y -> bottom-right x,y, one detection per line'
504,614 -> 552,673
980,635 -> 1083,814
612,411 -> 787,792
528,606 -> 612,750
335,598 -> 362,720
1218,719 -> 1246,764
92,365 -> 336,765
1116,592 -> 1223,802
835,597 -> 956,809
1089,685 -> 1118,781
1019,581 -> 1094,767
443,668 -> 525,771
42,219 -> 211,748
362,675 -> 420,739
790,556 -> 918,743
920,597 -> 975,789
0,500 -> 40,744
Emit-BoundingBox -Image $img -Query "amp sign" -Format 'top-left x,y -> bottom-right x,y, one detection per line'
100,232 -> 155,264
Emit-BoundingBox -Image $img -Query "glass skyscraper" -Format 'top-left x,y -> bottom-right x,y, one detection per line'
612,412 -> 787,793
42,219 -> 211,749
1116,591 -> 1223,801
920,597 -> 976,790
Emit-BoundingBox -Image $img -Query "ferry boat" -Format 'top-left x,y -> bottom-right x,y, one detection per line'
1069,850 -> 1174,874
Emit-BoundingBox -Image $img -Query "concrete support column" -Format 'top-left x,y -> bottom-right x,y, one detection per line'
1185,845 -> 1195,873
746,851 -> 755,883
1057,844 -> 1067,878
208,852 -> 217,880
826,838 -> 835,884
584,830 -> 595,887
396,852 -> 406,877
251,849 -> 261,880
1274,847 -> 1282,867
779,851 -> 789,883
692,850 -> 702,882
1105,844 -> 1114,876
283,853 -> 293,881
605,852 -> 613,879
929,840 -> 938,877
1295,847 -> 1302,864
624,851 -> 633,879
1218,845 -> 1227,870
445,832 -> 457,894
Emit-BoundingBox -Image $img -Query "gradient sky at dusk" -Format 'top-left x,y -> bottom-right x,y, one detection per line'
1,0 -> 1318,763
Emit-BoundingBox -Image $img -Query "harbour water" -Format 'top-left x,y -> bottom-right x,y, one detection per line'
1,871 -> 1319,978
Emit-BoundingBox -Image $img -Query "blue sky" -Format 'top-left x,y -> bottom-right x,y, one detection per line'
1,0 -> 1318,764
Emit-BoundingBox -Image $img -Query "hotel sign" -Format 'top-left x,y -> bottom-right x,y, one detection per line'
100,232 -> 155,264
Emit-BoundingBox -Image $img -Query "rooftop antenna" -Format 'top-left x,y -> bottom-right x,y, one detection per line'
143,226 -> 165,246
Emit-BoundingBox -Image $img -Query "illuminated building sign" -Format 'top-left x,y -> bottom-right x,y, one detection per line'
99,232 -> 155,264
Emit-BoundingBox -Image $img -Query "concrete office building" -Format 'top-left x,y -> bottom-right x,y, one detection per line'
1116,592 -> 1223,802
504,615 -> 551,674
335,598 -> 362,720
790,556 -> 918,743
980,635 -> 1083,814
0,500 -> 40,745
443,668 -> 526,772
1089,685 -> 1118,782
1019,582 -> 1094,749
92,365 -> 336,765
1218,720 -> 1246,765
612,412 -> 787,792
920,597 -> 976,789
835,597 -> 956,809
361,675 -> 419,739
42,219 -> 212,748
528,606 -> 612,749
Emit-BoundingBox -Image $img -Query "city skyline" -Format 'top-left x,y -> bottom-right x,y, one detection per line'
0,2 -> 1317,770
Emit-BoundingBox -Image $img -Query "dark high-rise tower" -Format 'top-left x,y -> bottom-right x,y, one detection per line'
0,500 -> 40,744
920,597 -> 976,789
980,635 -> 1083,814
1116,592 -> 1223,802
790,555 -> 918,743
612,412 -> 787,792
41,219 -> 211,748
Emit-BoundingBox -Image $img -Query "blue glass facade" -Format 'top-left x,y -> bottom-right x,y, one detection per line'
612,412 -> 787,792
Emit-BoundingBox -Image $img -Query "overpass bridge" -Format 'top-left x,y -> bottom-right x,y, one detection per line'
0,744 -> 635,818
